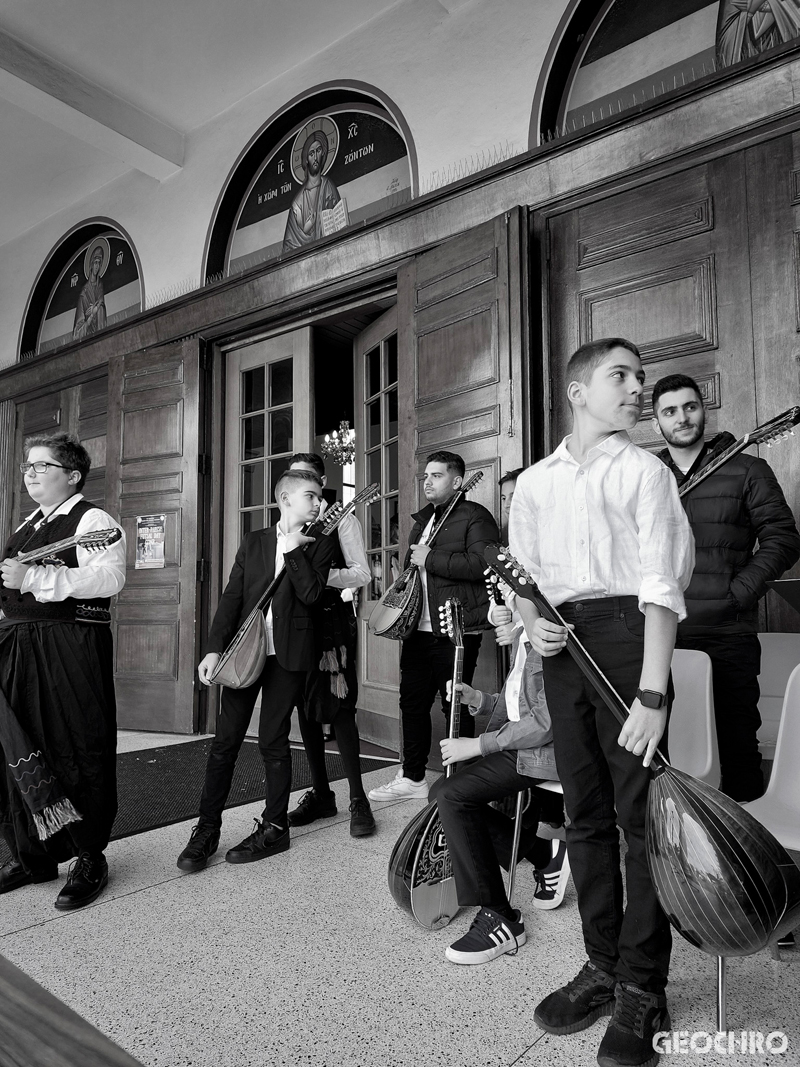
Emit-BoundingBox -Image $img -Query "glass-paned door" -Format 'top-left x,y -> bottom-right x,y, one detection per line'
354,306 -> 401,750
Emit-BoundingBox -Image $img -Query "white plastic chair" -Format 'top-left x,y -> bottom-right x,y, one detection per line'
744,661 -> 800,852
669,649 -> 720,788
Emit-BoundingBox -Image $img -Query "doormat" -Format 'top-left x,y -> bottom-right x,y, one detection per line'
0,740 -> 394,864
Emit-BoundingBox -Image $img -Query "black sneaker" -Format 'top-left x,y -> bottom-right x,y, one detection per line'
53,852 -> 109,911
534,960 -> 616,1034
225,819 -> 290,863
287,789 -> 337,827
176,822 -> 220,873
445,907 -> 526,965
597,983 -> 671,1067
349,797 -> 376,837
532,839 -> 571,910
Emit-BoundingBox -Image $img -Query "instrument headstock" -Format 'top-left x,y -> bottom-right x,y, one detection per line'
483,543 -> 537,602
319,482 -> 381,534
459,470 -> 483,495
484,568 -> 506,605
747,406 -> 800,448
75,528 -> 122,552
438,598 -> 464,648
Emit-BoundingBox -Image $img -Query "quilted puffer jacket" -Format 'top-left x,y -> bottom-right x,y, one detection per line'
405,497 -> 499,633
657,433 -> 800,635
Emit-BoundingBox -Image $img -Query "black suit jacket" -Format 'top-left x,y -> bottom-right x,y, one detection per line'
205,526 -> 337,672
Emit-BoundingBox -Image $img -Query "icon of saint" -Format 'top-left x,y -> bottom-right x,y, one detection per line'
716,0 -> 800,68
72,241 -> 109,341
282,131 -> 341,253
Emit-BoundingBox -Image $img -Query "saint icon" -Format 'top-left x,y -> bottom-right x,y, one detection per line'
282,120 -> 341,253
72,238 -> 109,341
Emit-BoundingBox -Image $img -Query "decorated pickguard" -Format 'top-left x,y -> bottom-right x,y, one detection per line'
412,815 -> 452,887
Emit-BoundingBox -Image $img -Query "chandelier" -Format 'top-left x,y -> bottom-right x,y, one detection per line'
321,420 -> 356,466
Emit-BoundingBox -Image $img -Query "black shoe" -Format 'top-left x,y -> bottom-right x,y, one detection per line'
54,852 -> 109,911
287,788 -> 337,827
534,960 -> 616,1035
176,822 -> 220,873
225,819 -> 290,864
0,859 -> 58,894
777,930 -> 796,949
349,797 -> 376,837
597,983 -> 671,1067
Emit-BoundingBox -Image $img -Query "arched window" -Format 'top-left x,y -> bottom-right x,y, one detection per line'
205,85 -> 416,279
20,221 -> 143,361
536,0 -> 800,144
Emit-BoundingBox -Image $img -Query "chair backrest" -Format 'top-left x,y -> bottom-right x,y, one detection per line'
669,649 -> 720,787
757,634 -> 800,755
763,662 -> 800,808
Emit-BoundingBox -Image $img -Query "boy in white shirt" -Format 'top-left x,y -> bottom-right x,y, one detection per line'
509,338 -> 694,1067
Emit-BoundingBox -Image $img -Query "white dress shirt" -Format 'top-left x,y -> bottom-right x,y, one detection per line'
264,524 -> 289,657
416,514 -> 436,633
508,431 -> 694,620
16,493 -> 126,603
325,511 -> 370,593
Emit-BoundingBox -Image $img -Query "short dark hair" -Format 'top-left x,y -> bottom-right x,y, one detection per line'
499,467 -> 524,488
426,450 -> 465,478
274,468 -> 323,502
24,432 -> 91,491
651,374 -> 703,414
289,452 -> 325,479
566,337 -> 641,387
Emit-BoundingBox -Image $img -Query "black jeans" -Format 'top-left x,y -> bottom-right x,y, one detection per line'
398,630 -> 481,781
675,632 -> 763,801
542,597 -> 672,994
431,750 -> 552,910
296,704 -> 366,800
198,656 -> 306,829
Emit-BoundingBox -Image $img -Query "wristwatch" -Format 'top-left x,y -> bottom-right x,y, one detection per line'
636,688 -> 667,710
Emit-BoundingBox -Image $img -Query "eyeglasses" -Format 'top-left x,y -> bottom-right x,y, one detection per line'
19,461 -> 69,475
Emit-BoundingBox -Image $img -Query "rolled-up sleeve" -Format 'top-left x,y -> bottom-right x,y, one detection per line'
636,466 -> 695,620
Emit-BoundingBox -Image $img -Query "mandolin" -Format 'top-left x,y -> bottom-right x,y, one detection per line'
368,470 -> 484,641
15,527 -> 122,565
210,482 -> 380,689
387,598 -> 464,930
484,542 -> 800,959
678,406 -> 800,498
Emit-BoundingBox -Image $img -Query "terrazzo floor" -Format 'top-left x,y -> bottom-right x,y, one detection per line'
1,736 -> 798,1067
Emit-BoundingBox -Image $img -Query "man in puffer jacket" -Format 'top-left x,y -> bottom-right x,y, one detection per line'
652,373 -> 800,801
368,450 -> 499,802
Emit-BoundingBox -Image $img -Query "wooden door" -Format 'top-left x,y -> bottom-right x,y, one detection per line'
545,139 -> 800,631
398,209 -> 529,717
106,339 -> 204,732
354,306 -> 401,751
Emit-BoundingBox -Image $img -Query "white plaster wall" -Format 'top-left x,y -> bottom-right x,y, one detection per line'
0,0 -> 567,369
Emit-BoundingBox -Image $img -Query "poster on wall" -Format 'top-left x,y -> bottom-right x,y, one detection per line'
135,514 -> 166,570
227,104 -> 411,272
563,0 -> 800,133
36,231 -> 142,355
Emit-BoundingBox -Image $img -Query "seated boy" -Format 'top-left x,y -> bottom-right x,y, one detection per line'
430,615 -> 568,966
509,338 -> 694,1067
177,469 -> 337,872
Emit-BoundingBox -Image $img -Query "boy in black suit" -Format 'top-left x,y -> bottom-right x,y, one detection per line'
176,469 -> 337,873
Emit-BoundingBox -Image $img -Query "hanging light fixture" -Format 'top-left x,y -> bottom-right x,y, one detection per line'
321,420 -> 356,466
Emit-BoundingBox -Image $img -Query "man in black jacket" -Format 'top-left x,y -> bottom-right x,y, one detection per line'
652,374 -> 800,801
368,451 -> 499,801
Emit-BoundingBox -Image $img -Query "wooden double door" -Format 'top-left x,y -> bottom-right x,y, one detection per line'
545,133 -> 800,631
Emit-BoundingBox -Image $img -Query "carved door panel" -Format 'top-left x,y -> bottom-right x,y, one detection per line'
106,340 -> 204,732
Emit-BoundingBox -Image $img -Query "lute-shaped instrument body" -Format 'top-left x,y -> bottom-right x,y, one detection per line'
210,483 -> 380,689
368,471 -> 484,640
387,598 -> 464,930
483,543 -> 800,957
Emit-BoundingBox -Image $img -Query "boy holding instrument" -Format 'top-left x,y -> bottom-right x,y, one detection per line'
509,339 -> 694,1067
177,469 -> 337,873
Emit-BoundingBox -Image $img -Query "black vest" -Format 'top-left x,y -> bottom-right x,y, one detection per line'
1,499 -> 113,624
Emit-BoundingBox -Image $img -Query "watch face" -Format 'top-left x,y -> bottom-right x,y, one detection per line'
639,689 -> 665,709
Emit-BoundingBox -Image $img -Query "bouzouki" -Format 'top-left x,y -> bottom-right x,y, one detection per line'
368,470 -> 484,640
678,406 -> 800,498
387,598 -> 464,930
484,543 -> 800,958
15,527 -> 122,564
210,482 -> 380,689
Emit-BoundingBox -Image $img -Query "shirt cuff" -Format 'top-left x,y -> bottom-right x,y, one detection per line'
637,577 -> 687,622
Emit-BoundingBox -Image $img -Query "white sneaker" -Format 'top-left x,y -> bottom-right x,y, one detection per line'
532,839 -> 570,910
367,769 -> 429,802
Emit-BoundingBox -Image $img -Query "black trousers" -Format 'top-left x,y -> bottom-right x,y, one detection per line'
431,750 -> 552,910
296,704 -> 366,800
542,597 -> 672,994
398,630 -> 482,781
198,655 -> 305,829
675,632 -> 763,801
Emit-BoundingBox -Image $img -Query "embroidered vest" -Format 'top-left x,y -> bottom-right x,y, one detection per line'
1,499 -> 112,624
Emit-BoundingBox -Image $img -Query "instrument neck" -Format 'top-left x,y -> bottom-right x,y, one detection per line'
425,490 -> 464,551
445,645 -> 464,779
678,437 -> 745,497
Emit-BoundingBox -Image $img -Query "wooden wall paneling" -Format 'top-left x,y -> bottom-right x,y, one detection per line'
106,339 -> 203,732
747,134 -> 800,633
0,400 -> 14,546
